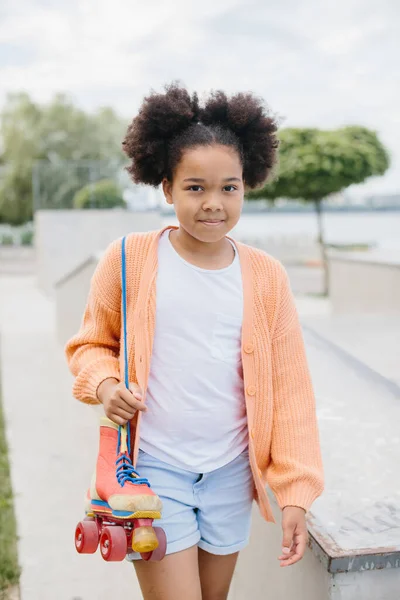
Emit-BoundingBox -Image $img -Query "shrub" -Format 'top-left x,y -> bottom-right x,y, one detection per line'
20,230 -> 34,246
0,234 -> 14,246
0,391 -> 21,591
73,179 -> 126,210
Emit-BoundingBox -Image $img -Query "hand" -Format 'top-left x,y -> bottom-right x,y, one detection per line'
97,378 -> 147,426
279,506 -> 308,567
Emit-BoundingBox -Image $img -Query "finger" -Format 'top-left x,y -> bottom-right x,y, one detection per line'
108,413 -> 129,426
114,406 -> 136,422
116,397 -> 139,416
119,385 -> 143,404
128,383 -> 143,397
119,388 -> 147,411
280,533 -> 307,566
278,547 -> 296,561
280,550 -> 303,567
296,532 -> 307,560
281,523 -> 295,556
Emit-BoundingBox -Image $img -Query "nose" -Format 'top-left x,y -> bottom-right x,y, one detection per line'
202,194 -> 223,212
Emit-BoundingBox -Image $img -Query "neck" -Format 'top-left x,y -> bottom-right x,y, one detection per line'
172,226 -> 229,256
169,226 -> 235,270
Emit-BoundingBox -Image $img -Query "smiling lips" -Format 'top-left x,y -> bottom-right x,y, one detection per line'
200,219 -> 225,226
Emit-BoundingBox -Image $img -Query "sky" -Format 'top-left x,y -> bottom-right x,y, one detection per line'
1,0 -> 399,199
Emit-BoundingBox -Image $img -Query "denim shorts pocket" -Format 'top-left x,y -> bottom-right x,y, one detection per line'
137,449 -> 157,467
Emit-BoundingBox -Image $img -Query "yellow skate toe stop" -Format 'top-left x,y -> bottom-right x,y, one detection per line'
132,526 -> 159,553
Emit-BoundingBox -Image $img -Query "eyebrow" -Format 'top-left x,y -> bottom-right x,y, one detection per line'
183,177 -> 242,183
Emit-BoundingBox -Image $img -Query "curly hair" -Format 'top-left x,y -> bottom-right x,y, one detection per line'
122,83 -> 279,189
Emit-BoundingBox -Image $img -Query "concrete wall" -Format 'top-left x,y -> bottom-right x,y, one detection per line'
229,234 -> 320,265
0,246 -> 35,275
230,502 -> 330,600
55,256 -> 98,345
35,209 -> 162,296
329,251 -> 400,314
330,570 -> 400,600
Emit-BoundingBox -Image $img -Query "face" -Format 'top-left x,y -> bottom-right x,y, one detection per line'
162,144 -> 244,244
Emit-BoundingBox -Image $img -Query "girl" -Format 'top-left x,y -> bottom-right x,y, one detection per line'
66,84 -> 324,600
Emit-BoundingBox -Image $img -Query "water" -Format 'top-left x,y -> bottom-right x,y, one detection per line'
163,211 -> 400,248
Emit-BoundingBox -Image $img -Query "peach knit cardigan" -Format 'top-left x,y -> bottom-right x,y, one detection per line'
65,227 -> 324,522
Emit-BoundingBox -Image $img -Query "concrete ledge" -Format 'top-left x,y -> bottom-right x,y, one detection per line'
55,253 -> 102,288
303,324 -> 400,398
329,249 -> 400,268
308,514 -> 400,574
328,249 -> 400,314
35,209 -> 162,296
55,253 -> 102,345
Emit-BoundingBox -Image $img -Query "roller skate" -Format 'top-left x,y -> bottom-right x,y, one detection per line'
74,417 -> 166,562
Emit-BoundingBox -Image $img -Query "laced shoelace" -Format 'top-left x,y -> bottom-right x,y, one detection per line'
115,427 -> 150,487
116,451 -> 150,487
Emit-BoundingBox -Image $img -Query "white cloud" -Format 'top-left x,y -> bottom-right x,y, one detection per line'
0,0 -> 399,197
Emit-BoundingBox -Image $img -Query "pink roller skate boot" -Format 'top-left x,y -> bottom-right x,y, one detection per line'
89,416 -> 162,520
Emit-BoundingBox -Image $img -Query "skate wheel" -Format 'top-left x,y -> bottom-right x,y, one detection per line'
150,527 -> 167,561
141,551 -> 152,561
100,526 -> 127,562
75,520 -> 99,554
140,527 -> 167,562
132,525 -> 158,554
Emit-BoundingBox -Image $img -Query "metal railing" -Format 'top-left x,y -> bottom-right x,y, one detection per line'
31,159 -> 162,212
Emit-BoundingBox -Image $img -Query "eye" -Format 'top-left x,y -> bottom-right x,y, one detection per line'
223,185 -> 238,192
187,185 -> 203,192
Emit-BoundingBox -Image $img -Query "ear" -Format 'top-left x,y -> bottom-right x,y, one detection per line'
162,178 -> 173,205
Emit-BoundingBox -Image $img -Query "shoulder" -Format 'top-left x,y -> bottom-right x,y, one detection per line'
91,229 -> 161,310
124,229 -> 160,258
99,229 -> 160,264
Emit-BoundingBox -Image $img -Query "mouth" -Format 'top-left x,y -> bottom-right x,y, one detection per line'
199,220 -> 225,227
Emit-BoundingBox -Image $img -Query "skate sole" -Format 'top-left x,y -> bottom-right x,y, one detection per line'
89,499 -> 161,520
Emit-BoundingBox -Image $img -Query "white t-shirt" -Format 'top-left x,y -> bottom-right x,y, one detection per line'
139,229 -> 248,473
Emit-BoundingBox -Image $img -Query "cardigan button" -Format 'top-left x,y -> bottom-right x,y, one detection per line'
244,342 -> 254,354
247,385 -> 256,397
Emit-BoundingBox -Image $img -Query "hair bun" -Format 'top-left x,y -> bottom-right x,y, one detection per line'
201,91 -> 264,133
201,90 -> 278,188
123,83 -> 200,186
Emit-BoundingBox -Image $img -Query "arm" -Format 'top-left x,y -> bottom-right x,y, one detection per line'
65,240 -> 122,404
267,266 -> 324,512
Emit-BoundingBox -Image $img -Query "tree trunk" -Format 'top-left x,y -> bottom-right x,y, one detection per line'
314,199 -> 329,296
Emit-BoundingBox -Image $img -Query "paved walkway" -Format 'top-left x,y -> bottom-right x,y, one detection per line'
303,313 -> 400,387
0,275 -> 142,600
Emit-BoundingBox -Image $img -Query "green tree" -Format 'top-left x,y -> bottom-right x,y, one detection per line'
0,93 -> 127,224
73,179 -> 126,209
247,126 -> 390,295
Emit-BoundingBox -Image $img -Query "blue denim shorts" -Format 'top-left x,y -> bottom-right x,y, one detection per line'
128,448 -> 253,559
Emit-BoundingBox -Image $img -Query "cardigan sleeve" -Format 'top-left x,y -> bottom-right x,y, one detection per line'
266,266 -> 324,511
65,239 -> 122,404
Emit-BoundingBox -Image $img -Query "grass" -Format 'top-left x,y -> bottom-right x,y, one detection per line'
0,385 -> 20,597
